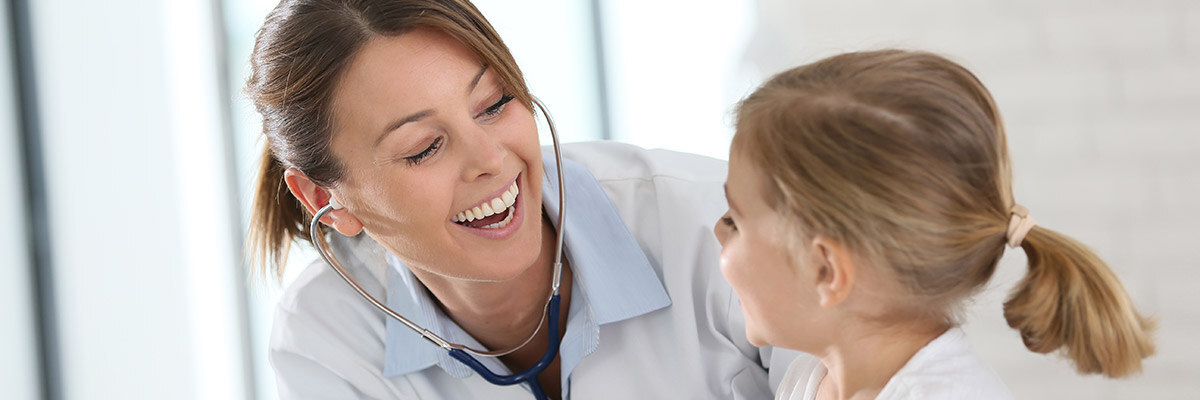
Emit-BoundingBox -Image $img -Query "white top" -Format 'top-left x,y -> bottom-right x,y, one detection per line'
775,327 -> 1011,400
269,141 -> 803,399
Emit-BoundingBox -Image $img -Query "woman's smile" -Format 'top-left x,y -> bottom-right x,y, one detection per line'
451,174 -> 526,240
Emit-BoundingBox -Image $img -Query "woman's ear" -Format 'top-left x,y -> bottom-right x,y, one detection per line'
283,168 -> 364,236
810,236 -> 856,308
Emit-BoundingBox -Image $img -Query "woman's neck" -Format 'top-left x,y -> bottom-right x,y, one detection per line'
815,321 -> 947,400
410,212 -> 571,358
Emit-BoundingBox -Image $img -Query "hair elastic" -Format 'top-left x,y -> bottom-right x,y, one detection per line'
1006,204 -> 1036,248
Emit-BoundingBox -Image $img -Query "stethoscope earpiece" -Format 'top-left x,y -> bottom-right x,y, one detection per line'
328,197 -> 344,210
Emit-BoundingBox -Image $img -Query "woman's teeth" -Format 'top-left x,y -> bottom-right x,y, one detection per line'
480,207 -> 515,229
451,182 -> 518,226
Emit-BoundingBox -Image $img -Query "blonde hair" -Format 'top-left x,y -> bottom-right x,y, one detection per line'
734,49 -> 1155,378
245,0 -> 533,280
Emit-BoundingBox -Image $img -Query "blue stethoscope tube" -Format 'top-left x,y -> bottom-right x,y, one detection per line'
308,97 -> 566,400
448,295 -> 561,399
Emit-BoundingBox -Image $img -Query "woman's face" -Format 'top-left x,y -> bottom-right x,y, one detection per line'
327,28 -> 544,281
714,145 -> 817,348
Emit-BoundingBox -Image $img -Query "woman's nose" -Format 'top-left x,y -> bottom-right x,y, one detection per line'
460,123 -> 506,181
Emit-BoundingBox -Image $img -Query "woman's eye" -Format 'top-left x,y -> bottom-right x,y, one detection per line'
476,94 -> 514,120
721,216 -> 738,232
403,136 -> 443,166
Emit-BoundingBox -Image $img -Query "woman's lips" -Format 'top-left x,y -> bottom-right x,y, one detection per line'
451,176 -> 519,224
451,176 -> 525,240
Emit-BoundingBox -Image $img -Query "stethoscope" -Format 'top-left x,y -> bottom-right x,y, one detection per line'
309,98 -> 566,400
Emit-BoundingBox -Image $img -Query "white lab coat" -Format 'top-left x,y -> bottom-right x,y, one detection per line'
269,141 -> 803,399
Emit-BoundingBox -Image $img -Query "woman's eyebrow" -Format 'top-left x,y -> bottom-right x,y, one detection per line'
467,64 -> 488,93
373,65 -> 490,148
376,109 -> 433,147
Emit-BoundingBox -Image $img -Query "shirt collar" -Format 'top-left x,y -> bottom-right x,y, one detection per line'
381,150 -> 671,378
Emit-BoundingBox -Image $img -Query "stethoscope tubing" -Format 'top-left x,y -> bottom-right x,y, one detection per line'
449,295 -> 562,385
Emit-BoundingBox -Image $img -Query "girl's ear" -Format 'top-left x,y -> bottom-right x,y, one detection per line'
283,168 -> 363,236
810,236 -> 856,308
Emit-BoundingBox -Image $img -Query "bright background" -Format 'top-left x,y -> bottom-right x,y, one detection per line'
2,0 -> 1197,399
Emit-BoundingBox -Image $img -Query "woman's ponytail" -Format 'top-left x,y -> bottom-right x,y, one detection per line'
247,143 -> 312,281
1003,226 -> 1156,378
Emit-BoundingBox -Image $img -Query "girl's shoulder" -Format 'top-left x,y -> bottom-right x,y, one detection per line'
776,354 -> 824,400
879,327 -> 1013,400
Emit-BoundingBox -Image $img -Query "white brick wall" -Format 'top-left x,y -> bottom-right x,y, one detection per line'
746,0 -> 1200,397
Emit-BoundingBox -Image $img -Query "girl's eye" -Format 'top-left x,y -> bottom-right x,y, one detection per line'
476,94 -> 515,120
721,215 -> 738,232
403,136 -> 443,166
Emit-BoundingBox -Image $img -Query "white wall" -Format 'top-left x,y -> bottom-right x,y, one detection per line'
475,0 -> 606,143
220,1 -> 287,396
599,0 -> 758,160
742,0 -> 1200,397
25,0 -> 248,398
32,4 -> 190,397
0,1 -> 42,399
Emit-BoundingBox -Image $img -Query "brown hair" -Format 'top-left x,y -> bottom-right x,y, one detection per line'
734,49 -> 1155,378
245,0 -> 533,280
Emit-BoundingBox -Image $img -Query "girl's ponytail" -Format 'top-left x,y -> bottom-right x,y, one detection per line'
1003,225 -> 1156,378
735,49 -> 1156,380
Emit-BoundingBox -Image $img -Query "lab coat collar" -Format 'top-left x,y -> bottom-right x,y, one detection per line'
381,152 -> 671,378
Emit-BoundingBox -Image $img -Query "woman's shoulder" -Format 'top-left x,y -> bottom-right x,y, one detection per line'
276,234 -> 389,314
272,234 -> 390,358
558,142 -> 728,271
560,141 -> 727,185
554,141 -> 729,273
268,235 -> 411,397
559,141 -> 728,229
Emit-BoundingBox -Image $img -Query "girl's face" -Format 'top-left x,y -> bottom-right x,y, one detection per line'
327,28 -> 544,281
714,146 -> 818,348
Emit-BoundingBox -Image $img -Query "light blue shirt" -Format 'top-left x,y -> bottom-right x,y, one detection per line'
381,150 -> 673,395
